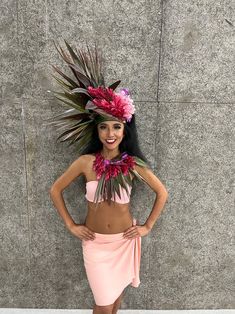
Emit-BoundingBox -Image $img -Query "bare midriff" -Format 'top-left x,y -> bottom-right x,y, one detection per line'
84,201 -> 133,234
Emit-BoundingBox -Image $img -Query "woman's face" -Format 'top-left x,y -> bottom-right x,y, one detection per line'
97,120 -> 125,150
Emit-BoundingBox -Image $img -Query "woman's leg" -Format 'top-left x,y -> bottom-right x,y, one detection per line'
112,290 -> 124,314
92,290 -> 124,314
93,303 -> 114,314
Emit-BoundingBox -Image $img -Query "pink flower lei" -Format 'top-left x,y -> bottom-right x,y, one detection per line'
93,151 -> 136,181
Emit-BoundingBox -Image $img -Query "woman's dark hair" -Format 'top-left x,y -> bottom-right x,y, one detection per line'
81,114 -> 149,164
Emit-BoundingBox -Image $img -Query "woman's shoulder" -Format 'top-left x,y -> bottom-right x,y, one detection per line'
70,154 -> 96,180
133,162 -> 149,173
132,159 -> 153,180
77,153 -> 96,163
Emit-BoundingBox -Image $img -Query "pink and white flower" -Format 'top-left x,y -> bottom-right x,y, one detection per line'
87,86 -> 135,122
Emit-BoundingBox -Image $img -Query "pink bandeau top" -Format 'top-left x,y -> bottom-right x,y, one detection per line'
85,180 -> 132,204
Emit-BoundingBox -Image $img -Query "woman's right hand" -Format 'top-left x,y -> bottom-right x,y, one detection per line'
68,223 -> 96,241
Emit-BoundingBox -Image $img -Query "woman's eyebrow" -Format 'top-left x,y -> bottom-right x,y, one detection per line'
99,123 -> 122,126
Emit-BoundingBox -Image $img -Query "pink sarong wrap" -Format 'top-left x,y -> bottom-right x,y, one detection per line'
82,217 -> 141,306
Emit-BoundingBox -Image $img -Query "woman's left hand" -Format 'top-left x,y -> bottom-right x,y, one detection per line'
123,224 -> 151,239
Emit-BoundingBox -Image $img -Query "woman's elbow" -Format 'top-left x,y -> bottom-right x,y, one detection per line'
49,184 -> 60,196
164,191 -> 169,201
158,189 -> 168,200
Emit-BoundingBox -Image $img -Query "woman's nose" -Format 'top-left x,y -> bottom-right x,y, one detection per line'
107,128 -> 114,136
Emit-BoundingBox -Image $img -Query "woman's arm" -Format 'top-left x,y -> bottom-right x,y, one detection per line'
134,164 -> 168,231
49,155 -> 86,230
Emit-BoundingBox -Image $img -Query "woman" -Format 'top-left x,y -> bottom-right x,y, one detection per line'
48,41 -> 168,314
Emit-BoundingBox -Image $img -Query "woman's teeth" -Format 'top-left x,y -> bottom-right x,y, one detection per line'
106,139 -> 116,144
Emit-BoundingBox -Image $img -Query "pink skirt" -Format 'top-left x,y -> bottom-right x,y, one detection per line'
82,217 -> 141,306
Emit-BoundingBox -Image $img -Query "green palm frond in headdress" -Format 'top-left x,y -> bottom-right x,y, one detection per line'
44,39 -> 122,152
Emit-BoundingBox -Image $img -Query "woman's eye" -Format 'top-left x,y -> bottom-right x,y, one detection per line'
114,125 -> 121,129
99,125 -> 106,129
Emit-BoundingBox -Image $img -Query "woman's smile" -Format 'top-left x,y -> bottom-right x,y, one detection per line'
105,139 -> 116,144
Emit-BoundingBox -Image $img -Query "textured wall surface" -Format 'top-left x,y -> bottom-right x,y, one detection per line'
0,0 -> 234,310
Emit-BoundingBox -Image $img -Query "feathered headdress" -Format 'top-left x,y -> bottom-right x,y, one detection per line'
46,40 -> 148,205
46,40 -> 135,153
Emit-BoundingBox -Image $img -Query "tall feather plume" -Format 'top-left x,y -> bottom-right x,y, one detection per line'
44,39 -> 122,153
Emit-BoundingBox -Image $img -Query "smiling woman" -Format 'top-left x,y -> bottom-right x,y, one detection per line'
48,40 -> 168,313
97,121 -> 125,150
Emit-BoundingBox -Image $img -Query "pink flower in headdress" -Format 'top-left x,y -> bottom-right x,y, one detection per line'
87,86 -> 135,122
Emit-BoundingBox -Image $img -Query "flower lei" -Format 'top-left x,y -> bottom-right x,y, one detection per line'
92,151 -> 148,205
93,151 -> 136,180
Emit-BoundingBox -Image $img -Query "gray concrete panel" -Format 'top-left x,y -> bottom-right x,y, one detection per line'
0,0 -> 21,100
17,0 -> 160,101
0,255 -> 31,308
0,100 -> 27,216
145,103 -> 234,309
17,0 -> 96,101
159,1 -> 235,103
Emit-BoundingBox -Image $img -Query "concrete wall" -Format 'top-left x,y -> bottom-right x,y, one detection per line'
0,0 -> 234,310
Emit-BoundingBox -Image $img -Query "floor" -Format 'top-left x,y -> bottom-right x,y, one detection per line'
0,309 -> 234,314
